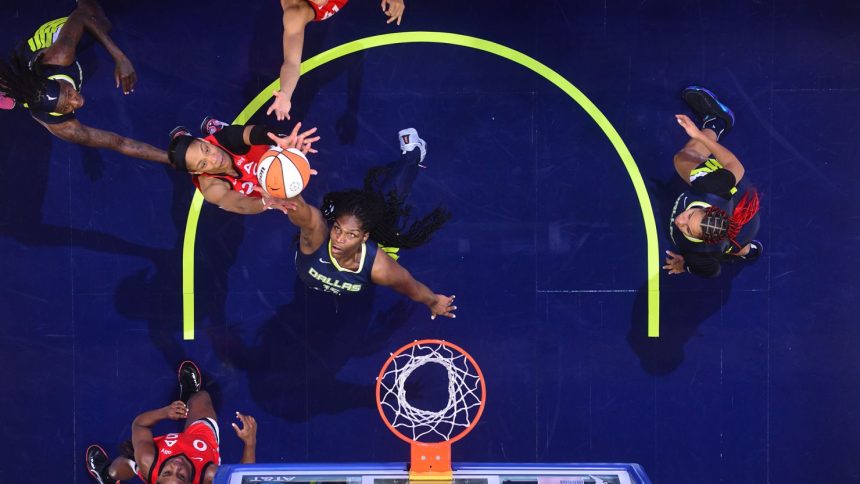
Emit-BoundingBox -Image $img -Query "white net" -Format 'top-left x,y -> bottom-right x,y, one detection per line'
377,341 -> 484,442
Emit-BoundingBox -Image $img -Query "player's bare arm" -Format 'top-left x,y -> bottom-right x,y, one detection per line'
44,119 -> 169,163
199,176 -> 267,215
268,0 -> 315,121
371,252 -> 457,319
131,402 -> 187,478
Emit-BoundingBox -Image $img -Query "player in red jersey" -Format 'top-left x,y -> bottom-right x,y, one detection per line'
166,118 -> 319,215
267,0 -> 407,121
84,361 -> 258,484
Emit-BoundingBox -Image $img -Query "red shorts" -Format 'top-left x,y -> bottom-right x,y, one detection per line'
307,0 -> 348,21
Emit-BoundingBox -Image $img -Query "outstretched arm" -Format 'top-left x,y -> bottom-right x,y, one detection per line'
268,0 -> 315,121
267,193 -> 328,253
132,401 -> 188,479
199,177 -> 267,215
370,251 -> 457,319
44,119 -> 168,163
675,114 -> 745,183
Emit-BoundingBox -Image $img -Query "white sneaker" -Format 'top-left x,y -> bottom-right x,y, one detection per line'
398,128 -> 427,166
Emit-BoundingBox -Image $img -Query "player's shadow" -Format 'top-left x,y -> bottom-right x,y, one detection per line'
626,175 -> 757,375
113,176 -> 246,369
0,118 -> 170,260
209,277 -> 417,420
245,4 -> 365,144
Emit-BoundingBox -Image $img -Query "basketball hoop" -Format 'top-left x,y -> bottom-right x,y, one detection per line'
376,339 -> 486,481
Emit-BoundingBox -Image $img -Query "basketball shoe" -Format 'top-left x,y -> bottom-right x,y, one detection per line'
681,86 -> 735,140
178,360 -> 203,403
398,128 -> 427,167
200,116 -> 229,136
169,125 -> 191,140
85,445 -> 116,484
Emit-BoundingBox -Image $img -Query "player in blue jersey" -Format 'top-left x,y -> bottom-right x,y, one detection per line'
267,128 -> 457,319
0,0 -> 166,163
663,86 -> 762,278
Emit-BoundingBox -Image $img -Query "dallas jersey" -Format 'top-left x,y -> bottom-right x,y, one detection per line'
295,239 -> 378,294
137,419 -> 221,484
20,17 -> 84,125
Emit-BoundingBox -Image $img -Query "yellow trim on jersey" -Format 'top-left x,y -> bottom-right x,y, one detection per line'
378,244 -> 400,261
328,239 -> 366,273
27,17 -> 68,52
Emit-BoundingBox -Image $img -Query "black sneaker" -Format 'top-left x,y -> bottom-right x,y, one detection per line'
200,116 -> 228,136
178,360 -> 203,403
169,125 -> 192,141
681,86 -> 735,137
85,445 -> 114,484
741,240 -> 763,261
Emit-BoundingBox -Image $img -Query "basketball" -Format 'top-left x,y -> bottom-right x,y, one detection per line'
256,146 -> 312,199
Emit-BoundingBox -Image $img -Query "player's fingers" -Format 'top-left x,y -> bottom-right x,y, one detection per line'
310,169 -> 318,175
266,103 -> 276,116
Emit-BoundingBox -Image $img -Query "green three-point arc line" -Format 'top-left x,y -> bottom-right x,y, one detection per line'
181,31 -> 661,340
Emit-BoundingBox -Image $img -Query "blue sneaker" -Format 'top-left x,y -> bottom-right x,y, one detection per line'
682,86 -> 735,138
398,128 -> 427,167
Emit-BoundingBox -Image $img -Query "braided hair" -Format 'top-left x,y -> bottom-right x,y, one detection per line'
700,190 -> 761,249
320,167 -> 451,249
0,50 -> 51,108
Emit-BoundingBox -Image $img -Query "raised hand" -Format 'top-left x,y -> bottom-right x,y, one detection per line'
675,114 -> 702,140
163,401 -> 188,421
381,0 -> 405,25
663,250 -> 686,275
267,122 -> 321,155
232,412 -> 258,445
114,56 -> 137,94
266,91 -> 292,121
429,294 -> 457,320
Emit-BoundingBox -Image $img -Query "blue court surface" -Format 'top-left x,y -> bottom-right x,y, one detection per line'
1,1 -> 859,482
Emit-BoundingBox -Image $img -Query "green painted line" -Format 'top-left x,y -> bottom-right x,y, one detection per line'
182,31 -> 660,340
182,190 -> 204,339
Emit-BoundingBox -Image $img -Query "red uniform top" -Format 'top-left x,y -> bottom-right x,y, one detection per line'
191,134 -> 270,198
137,421 -> 221,484
307,0 -> 348,21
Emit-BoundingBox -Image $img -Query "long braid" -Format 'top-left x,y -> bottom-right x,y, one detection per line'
321,188 -> 450,250
0,50 -> 48,106
700,190 -> 761,249
726,190 -> 760,248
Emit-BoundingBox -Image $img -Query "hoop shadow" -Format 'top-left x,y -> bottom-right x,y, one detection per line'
209,276 -> 417,420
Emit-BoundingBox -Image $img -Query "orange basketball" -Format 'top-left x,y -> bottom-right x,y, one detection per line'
256,146 -> 312,198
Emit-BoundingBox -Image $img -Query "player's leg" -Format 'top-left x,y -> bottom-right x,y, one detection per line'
107,456 -> 137,481
180,361 -> 216,426
374,128 -> 427,198
673,129 -> 717,183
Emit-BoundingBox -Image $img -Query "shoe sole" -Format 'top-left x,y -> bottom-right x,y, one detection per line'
85,444 -> 110,482
682,86 -> 735,131
200,116 -> 214,136
178,360 -> 203,392
169,126 -> 190,140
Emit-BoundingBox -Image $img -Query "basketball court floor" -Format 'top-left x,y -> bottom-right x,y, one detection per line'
1,1 -> 858,482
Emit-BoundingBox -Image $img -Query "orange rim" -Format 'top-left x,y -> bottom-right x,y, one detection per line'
376,339 -> 486,445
